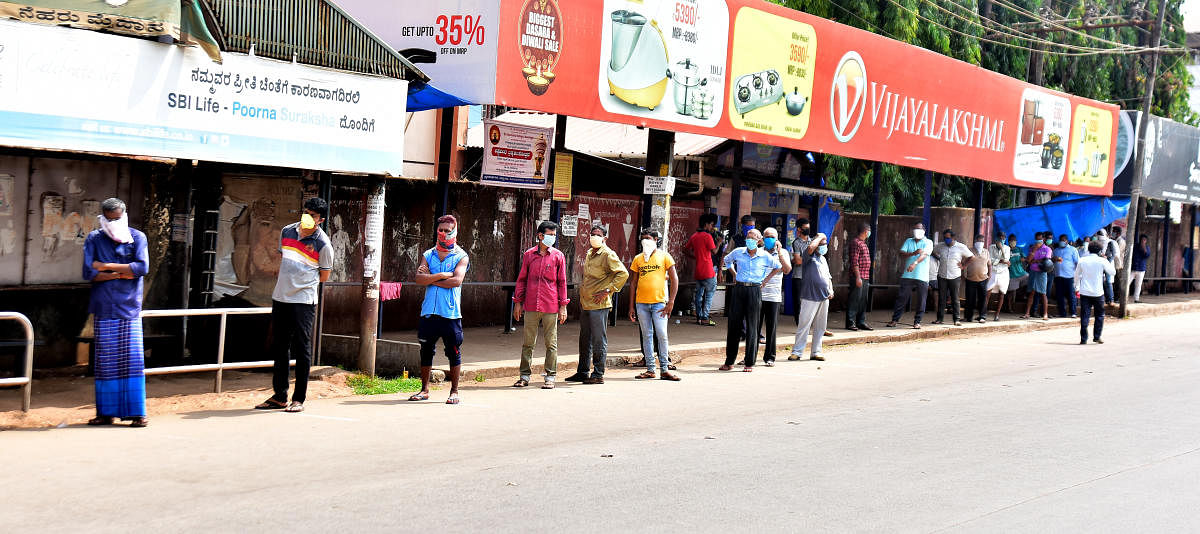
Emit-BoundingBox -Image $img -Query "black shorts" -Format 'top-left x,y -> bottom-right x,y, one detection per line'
417,315 -> 463,367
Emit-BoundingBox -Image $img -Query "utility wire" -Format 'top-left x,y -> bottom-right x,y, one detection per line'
929,0 -> 1139,53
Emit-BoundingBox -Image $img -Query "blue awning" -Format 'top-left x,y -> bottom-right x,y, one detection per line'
406,81 -> 473,111
994,195 -> 1130,246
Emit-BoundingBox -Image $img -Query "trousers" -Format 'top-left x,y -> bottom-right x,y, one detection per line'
964,279 -> 988,321
1054,277 -> 1077,317
270,300 -> 315,404
891,278 -> 929,325
792,299 -> 830,358
694,277 -> 717,320
520,311 -> 558,379
725,285 -> 763,367
1080,295 -> 1104,342
577,308 -> 609,377
936,277 -> 961,323
846,281 -> 870,327
760,301 -> 782,362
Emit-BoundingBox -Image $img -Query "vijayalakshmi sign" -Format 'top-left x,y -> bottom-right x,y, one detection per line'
342,0 -> 1121,195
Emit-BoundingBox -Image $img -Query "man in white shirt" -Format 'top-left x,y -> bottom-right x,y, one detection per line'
1075,241 -> 1116,345
931,229 -> 973,326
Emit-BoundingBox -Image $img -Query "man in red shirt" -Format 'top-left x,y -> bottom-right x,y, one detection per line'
512,221 -> 570,389
685,214 -> 719,326
846,222 -> 874,331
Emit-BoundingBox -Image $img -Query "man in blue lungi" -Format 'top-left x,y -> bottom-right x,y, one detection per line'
82,198 -> 150,428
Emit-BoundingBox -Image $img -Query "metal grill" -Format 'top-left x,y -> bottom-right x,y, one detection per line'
206,0 -> 426,81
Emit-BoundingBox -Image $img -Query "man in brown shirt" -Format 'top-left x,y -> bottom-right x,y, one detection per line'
963,233 -> 991,324
565,224 -> 629,385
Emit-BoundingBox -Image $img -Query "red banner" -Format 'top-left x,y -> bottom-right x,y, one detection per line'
495,0 -> 1118,195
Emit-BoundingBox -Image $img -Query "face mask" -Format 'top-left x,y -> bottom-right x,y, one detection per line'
1044,239 -> 1053,246
817,245 -> 828,256
742,224 -> 755,236
974,241 -> 985,251
746,239 -> 759,251
944,237 -> 954,246
589,235 -> 605,249
437,229 -> 457,251
541,234 -> 556,248
98,213 -> 133,244
641,239 -> 657,255
865,230 -> 872,240
799,227 -> 810,237
763,237 -> 777,250
913,229 -> 925,240
300,213 -> 316,231
1059,240 -> 1068,247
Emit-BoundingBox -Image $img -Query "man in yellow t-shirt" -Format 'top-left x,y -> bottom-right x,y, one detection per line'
627,228 -> 680,381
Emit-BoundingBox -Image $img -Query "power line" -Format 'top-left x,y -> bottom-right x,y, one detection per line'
930,0 -> 1142,54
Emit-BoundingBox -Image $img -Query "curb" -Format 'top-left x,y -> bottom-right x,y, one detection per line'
446,299 -> 1200,381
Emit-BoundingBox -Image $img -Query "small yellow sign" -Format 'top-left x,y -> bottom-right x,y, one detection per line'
553,153 -> 573,202
1067,104 -> 1114,187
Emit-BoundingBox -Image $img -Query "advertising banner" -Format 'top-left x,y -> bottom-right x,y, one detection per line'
1134,115 -> 1200,203
488,0 -> 1118,195
0,20 -> 407,175
480,119 -> 554,189
335,0 -> 500,105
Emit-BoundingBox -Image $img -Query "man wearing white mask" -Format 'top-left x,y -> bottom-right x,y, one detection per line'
888,222 -> 933,329
963,234 -> 991,323
513,221 -> 570,389
83,198 -> 150,427
986,232 -> 1011,321
628,229 -> 681,381
791,233 -> 834,361
256,197 -> 333,413
720,228 -> 782,371
564,224 -> 628,385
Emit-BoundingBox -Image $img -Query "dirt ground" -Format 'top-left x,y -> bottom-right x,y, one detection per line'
0,366 -> 355,430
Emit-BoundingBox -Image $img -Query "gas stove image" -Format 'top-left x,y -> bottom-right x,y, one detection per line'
733,69 -> 783,117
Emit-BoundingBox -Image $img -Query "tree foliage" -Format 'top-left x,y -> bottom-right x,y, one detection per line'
773,0 -> 1197,214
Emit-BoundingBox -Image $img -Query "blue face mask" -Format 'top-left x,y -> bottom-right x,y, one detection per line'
541,234 -> 556,248
763,237 -> 777,249
742,224 -> 755,236
745,240 -> 759,251
817,245 -> 828,255
944,237 -> 954,246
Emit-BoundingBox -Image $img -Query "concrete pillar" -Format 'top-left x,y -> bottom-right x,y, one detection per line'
358,178 -> 385,376
922,170 -> 933,230
645,129 -> 675,247
550,114 -> 567,223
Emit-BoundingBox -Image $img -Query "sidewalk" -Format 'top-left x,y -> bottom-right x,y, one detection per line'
387,294 -> 1200,381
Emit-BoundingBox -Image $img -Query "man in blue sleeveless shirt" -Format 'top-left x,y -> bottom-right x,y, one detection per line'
411,215 -> 470,404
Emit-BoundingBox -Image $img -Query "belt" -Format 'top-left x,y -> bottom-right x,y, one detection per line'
734,282 -> 761,287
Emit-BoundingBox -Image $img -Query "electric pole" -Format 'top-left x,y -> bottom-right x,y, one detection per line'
1119,0 -> 1168,319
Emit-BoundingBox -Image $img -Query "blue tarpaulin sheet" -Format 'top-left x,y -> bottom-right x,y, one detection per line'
818,197 -> 841,239
994,195 -> 1130,247
406,81 -> 473,111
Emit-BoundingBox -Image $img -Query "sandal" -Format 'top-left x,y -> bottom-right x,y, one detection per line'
913,323 -> 922,329
254,398 -> 288,410
886,321 -> 897,327
129,417 -> 148,428
512,378 -> 529,388
742,366 -> 753,372
408,392 -> 430,401
284,401 -> 304,413
1018,314 -> 1029,319
660,372 -> 682,381
635,371 -> 657,379
87,416 -> 114,426
718,364 -> 734,371
445,393 -> 460,405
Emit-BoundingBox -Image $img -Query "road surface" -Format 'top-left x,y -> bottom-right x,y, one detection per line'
4,313 -> 1198,532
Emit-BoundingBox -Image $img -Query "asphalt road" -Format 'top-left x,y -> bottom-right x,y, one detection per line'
4,313 -> 1199,533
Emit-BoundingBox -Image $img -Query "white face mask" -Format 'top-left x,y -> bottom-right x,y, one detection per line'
974,241 -> 985,251
541,234 -> 556,248
98,213 -> 133,244
589,235 -> 605,249
641,239 -> 657,256
913,229 -> 925,240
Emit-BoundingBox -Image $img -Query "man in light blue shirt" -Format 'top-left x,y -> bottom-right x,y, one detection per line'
888,222 -> 933,329
721,229 -> 782,371
1052,233 -> 1080,318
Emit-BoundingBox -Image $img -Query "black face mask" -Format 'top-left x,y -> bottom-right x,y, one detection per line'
799,228 -> 810,237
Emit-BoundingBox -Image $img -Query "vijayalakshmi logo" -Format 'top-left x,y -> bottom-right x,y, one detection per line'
830,51 -> 867,143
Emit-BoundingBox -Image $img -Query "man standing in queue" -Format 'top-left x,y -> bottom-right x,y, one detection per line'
845,222 -> 873,331
887,222 -> 933,329
256,197 -> 333,413
83,198 -> 150,428
720,228 -> 782,372
565,224 -> 628,385
629,229 -> 681,381
791,233 -> 834,361
513,221 -> 570,390
410,215 -> 469,404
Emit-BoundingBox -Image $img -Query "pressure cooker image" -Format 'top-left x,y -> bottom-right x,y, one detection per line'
607,9 -> 670,110
785,87 -> 807,116
667,58 -> 707,117
733,69 -> 784,117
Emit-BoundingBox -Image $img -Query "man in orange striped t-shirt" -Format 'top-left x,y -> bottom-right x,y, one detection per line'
256,197 -> 333,413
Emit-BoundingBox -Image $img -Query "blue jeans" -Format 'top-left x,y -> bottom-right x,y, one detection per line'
694,277 -> 717,320
636,302 -> 671,371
